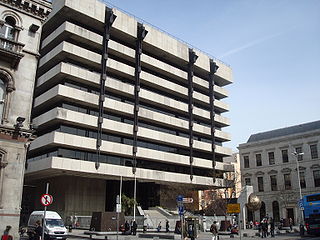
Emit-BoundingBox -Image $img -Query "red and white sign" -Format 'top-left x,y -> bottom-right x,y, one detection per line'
40,194 -> 53,206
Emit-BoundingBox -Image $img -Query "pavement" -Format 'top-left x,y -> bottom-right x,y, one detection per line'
65,227 -> 320,240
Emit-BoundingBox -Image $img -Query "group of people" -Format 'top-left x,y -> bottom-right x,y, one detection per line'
119,220 -> 137,235
156,220 -> 170,232
257,216 -> 275,238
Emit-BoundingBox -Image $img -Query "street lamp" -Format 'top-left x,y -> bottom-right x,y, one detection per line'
291,151 -> 304,235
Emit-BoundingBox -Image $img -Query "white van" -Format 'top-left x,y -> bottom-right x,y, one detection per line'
28,211 -> 68,240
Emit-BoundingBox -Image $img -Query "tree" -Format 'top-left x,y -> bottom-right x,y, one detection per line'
121,194 -> 137,216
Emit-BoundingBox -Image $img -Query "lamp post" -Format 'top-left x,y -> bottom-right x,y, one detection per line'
292,151 -> 304,235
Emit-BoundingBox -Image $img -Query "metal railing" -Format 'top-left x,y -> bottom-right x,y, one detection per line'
0,36 -> 24,55
99,0 -> 230,67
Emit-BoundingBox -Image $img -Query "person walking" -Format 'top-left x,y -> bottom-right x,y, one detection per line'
289,218 -> 293,232
165,220 -> 169,233
270,217 -> 275,238
157,222 -> 161,232
1,226 -> 13,240
210,221 -> 218,240
34,220 -> 43,240
131,220 -> 137,235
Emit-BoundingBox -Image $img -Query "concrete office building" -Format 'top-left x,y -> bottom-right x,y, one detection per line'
24,0 -> 233,219
238,121 -> 320,225
0,0 -> 51,236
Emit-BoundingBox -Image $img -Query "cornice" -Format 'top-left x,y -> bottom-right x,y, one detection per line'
0,0 -> 52,20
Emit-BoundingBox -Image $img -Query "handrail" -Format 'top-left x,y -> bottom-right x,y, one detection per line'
0,36 -> 25,55
99,0 -> 230,68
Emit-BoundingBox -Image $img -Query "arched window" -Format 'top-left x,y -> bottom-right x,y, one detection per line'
0,69 -> 15,123
272,201 -> 280,222
259,201 -> 266,222
0,16 -> 18,51
0,78 -> 6,120
0,16 -> 16,40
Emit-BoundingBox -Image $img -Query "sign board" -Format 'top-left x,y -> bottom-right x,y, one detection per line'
116,203 -> 121,213
40,194 -> 53,206
183,198 -> 193,204
176,195 -> 183,202
227,203 -> 240,214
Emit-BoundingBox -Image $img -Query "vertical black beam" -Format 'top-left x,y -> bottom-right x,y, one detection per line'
209,59 -> 219,181
96,7 -> 116,170
132,23 -> 148,174
188,49 -> 198,181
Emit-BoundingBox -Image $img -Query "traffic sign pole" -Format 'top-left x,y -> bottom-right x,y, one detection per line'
42,183 -> 49,240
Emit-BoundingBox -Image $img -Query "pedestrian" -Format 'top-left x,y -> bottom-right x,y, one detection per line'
1,226 -> 13,240
124,220 -> 130,235
34,220 -> 43,240
210,221 -> 218,240
289,218 -> 293,232
166,220 -> 169,233
157,222 -> 161,232
131,220 -> 137,235
270,217 -> 275,238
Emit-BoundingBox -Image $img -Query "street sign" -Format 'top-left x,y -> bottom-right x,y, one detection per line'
227,203 -> 240,214
176,195 -> 183,202
116,203 -> 121,213
40,194 -> 53,206
183,198 -> 193,204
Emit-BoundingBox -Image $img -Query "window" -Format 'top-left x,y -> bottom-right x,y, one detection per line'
284,174 -> 292,190
282,149 -> 288,163
0,69 -> 14,123
244,156 -> 249,168
0,78 -> 5,120
310,144 -> 318,159
268,152 -> 275,165
0,16 -> 17,50
313,170 -> 320,187
295,147 -> 303,161
258,177 -> 264,192
245,178 -> 251,186
270,175 -> 277,191
299,172 -> 306,189
256,153 -> 262,166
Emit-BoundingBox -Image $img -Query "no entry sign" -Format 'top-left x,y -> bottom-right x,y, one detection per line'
40,194 -> 53,206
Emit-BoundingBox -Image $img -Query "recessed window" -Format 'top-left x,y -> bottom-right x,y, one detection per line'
245,178 -> 251,186
300,172 -> 306,189
284,173 -> 292,190
258,177 -> 264,192
313,170 -> 320,187
295,147 -> 303,161
244,156 -> 250,168
268,152 -> 275,165
0,79 -> 6,120
256,153 -> 262,167
282,149 -> 288,163
270,175 -> 277,191
310,144 -> 318,159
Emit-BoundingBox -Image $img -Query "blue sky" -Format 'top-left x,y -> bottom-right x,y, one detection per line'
102,0 -> 320,151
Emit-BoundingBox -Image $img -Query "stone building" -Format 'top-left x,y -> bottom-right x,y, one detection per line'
238,120 -> 320,225
0,0 -> 50,237
24,0 -> 233,219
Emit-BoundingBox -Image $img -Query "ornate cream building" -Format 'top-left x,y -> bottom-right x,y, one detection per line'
23,0 -> 233,219
0,0 -> 50,237
239,120 -> 320,225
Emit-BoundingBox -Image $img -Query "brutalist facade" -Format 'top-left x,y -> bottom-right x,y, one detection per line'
24,0 -> 233,218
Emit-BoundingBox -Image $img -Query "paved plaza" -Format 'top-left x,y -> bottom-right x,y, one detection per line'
66,228 -> 320,240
